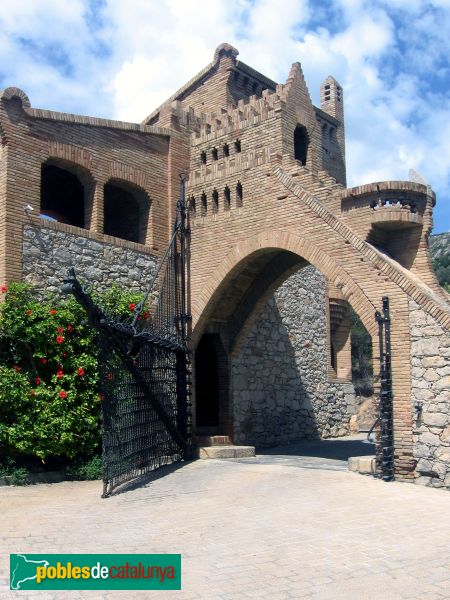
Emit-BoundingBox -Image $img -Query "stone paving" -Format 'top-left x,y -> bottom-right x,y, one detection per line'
1,438 -> 450,599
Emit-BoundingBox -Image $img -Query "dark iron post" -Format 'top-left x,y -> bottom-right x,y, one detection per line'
176,173 -> 192,457
375,297 -> 394,481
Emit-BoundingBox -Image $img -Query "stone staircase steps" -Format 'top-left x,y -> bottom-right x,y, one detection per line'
194,435 -> 255,459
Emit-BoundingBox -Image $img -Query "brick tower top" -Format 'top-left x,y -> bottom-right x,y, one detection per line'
320,76 -> 344,122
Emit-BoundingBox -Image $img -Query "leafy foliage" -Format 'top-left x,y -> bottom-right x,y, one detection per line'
432,252 -> 450,289
350,307 -> 373,396
0,282 -> 142,468
65,456 -> 103,480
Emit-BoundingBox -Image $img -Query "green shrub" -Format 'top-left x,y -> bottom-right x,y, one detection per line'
66,456 -> 103,480
0,282 -> 143,467
0,458 -> 29,485
10,467 -> 29,486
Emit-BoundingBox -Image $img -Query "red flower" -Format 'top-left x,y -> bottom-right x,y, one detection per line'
77,367 -> 85,377
39,357 -> 47,365
49,309 -> 57,316
35,377 -> 41,385
26,309 -> 33,316
59,390 -> 67,399
62,352 -> 68,359
129,303 -> 136,312
67,324 -> 74,332
106,372 -> 113,381
142,311 -> 149,319
56,335 -> 64,345
0,285 -> 7,293
57,326 -> 64,333
56,370 -> 64,379
13,365 -> 21,372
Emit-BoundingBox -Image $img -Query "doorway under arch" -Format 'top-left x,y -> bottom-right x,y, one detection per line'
195,332 -> 230,434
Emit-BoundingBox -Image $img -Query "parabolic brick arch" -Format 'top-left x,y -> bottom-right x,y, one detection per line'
0,43 -> 449,488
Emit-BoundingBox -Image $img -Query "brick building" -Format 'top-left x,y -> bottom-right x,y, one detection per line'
0,43 -> 449,488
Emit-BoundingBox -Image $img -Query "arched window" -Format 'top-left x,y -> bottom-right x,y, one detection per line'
201,192 -> 207,217
236,181 -> 243,207
294,125 -> 309,165
212,189 -> 219,214
40,163 -> 85,227
224,185 -> 231,211
189,196 -> 196,217
103,181 -> 149,244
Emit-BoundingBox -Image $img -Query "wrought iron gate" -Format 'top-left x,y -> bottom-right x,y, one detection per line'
375,297 -> 394,481
63,176 -> 191,497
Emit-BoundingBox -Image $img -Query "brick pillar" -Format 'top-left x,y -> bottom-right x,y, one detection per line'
89,179 -> 104,234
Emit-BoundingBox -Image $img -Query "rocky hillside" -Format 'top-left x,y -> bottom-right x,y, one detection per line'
430,232 -> 450,289
430,232 -> 450,260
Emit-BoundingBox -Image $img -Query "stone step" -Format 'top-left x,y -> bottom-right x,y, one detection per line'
197,445 -> 255,459
194,435 -> 232,446
348,455 -> 377,475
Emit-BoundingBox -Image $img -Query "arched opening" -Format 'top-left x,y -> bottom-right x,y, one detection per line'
194,245 -> 376,449
195,333 -> 229,432
212,189 -> 219,214
224,185 -> 231,210
189,196 -> 196,218
294,124 -> 309,165
201,192 -> 207,217
103,181 -> 149,244
40,163 -> 85,227
236,181 -> 243,207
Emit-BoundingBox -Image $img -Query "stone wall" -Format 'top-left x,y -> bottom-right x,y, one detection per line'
22,224 -> 157,295
411,300 -> 450,488
232,264 -> 356,447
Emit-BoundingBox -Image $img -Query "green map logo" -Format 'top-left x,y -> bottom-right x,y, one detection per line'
10,554 -> 181,590
10,555 -> 50,590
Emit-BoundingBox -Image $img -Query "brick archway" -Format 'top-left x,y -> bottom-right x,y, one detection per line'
191,230 -> 378,348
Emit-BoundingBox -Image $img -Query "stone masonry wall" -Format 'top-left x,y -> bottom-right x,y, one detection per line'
232,264 -> 356,447
411,300 -> 450,489
22,225 -> 157,295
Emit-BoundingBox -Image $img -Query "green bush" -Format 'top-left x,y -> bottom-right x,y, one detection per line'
350,307 -> 373,396
0,282 -> 143,467
10,467 -> 29,486
0,458 -> 29,485
66,456 -> 103,480
432,253 -> 450,288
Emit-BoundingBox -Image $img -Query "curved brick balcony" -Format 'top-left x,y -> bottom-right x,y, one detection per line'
339,180 -> 433,231
370,201 -> 423,230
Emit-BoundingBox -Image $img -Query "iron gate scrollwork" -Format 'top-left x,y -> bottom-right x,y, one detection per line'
62,175 -> 192,497
375,296 -> 394,481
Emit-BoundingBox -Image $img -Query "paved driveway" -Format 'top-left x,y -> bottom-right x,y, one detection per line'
1,439 -> 450,599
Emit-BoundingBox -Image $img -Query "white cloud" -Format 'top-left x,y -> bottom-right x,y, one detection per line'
0,0 -> 449,230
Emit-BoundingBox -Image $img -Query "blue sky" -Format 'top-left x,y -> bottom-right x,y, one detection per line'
0,0 -> 449,232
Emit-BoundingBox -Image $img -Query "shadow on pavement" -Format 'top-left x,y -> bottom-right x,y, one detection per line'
259,435 -> 375,462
